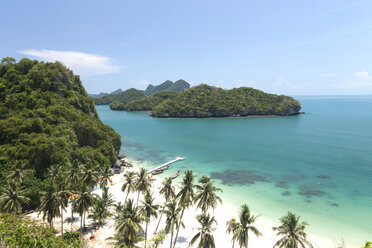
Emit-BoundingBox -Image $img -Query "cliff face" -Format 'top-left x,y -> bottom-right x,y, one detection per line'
151,84 -> 301,118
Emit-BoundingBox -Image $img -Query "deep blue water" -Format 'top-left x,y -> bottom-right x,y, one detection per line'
96,95 -> 372,247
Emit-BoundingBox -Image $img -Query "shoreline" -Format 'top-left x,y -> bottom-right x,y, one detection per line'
27,157 -> 349,247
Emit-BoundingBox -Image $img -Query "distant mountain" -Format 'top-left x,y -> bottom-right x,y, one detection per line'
110,88 -> 122,95
89,92 -> 108,98
94,88 -> 144,105
144,79 -> 190,96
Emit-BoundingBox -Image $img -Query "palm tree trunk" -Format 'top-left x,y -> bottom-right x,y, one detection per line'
125,190 -> 129,202
145,222 -> 148,248
154,212 -> 163,234
61,206 -> 64,236
232,240 -> 234,248
136,190 -> 140,206
170,228 -> 174,248
80,215 -> 83,233
172,208 -> 185,248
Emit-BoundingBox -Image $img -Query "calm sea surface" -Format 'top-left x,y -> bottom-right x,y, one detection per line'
96,96 -> 372,247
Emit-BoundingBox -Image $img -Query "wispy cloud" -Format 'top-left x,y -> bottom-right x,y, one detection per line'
326,1 -> 370,14
320,72 -> 337,77
18,49 -> 121,75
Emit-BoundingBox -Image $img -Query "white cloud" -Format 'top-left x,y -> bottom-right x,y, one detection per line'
18,49 -> 120,75
354,70 -> 372,81
320,72 -> 337,77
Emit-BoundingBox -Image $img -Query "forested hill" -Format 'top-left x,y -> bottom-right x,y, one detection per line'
0,57 -> 121,208
144,79 -> 190,96
93,88 -> 144,105
151,84 -> 301,118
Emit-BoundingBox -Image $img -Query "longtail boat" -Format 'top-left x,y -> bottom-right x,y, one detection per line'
170,170 -> 180,179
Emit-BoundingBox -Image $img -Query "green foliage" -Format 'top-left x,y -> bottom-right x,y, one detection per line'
0,214 -> 82,247
144,79 -> 190,96
0,57 -> 121,210
93,88 -> 144,105
118,91 -> 178,111
152,84 -> 301,117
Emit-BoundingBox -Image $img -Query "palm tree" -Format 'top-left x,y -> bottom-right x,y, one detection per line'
55,179 -> 71,236
226,218 -> 239,248
362,242 -> 372,248
99,164 -> 113,190
194,177 -> 222,213
81,164 -> 99,188
140,191 -> 159,248
48,164 -> 60,182
39,183 -> 64,228
135,168 -> 150,206
154,177 -> 176,234
173,170 -> 195,248
122,171 -> 137,202
65,161 -> 84,220
74,185 -> 95,232
232,204 -> 262,248
0,181 -> 30,214
7,161 -> 32,183
89,187 -> 115,228
190,213 -> 217,248
114,198 -> 145,247
164,201 -> 184,248
273,212 -> 313,248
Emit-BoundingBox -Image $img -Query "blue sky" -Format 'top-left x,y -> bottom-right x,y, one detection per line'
1,0 -> 372,95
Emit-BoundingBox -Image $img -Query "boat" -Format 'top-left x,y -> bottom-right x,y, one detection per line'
152,169 -> 164,175
159,165 -> 169,170
170,170 -> 180,179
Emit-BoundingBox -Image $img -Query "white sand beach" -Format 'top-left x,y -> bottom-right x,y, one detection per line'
28,161 -> 337,248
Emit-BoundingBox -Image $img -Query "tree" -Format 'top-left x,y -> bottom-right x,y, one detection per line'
114,198 -> 145,247
1,57 -> 16,65
7,161 -> 32,183
135,168 -> 151,206
89,187 -> 114,228
232,204 -> 262,248
226,218 -> 239,248
154,177 -> 176,234
194,176 -> 222,213
39,184 -> 64,228
273,212 -> 313,248
164,201 -> 184,248
140,191 -> 159,248
122,171 -> 137,202
81,164 -> 100,188
0,181 -> 30,214
190,213 -> 217,248
65,161 -> 84,220
99,164 -> 113,190
173,170 -> 195,248
362,242 -> 372,248
74,185 -> 95,232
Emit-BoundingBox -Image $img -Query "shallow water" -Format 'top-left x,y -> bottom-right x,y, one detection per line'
96,95 -> 372,247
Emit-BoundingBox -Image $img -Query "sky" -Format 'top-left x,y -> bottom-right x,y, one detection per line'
1,0 -> 372,95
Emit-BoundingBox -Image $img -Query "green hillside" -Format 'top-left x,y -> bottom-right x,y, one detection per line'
93,88 -> 144,105
144,79 -> 190,96
151,84 -> 301,118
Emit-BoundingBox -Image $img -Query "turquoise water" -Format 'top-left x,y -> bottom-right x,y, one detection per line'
96,96 -> 372,247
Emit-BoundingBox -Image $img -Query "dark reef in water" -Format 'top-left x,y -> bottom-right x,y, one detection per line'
210,169 -> 268,185
316,174 -> 330,179
282,191 -> 291,196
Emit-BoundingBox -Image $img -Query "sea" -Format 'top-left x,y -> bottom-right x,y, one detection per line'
96,95 -> 372,247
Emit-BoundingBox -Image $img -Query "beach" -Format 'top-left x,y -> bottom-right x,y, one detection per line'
28,158 -> 338,248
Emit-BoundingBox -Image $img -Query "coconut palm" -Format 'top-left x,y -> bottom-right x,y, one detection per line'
135,168 -> 151,206
48,164 -> 60,182
65,161 -> 84,219
232,204 -> 262,248
273,212 -> 313,248
39,183 -> 64,228
140,191 -> 159,248
173,170 -> 195,248
74,185 -> 95,232
114,198 -> 145,247
99,164 -> 113,190
81,164 -> 100,188
226,218 -> 239,248
89,188 -> 115,228
154,177 -> 176,234
0,181 -> 30,214
194,177 -> 222,213
55,180 -> 71,236
362,242 -> 372,248
164,201 -> 184,248
122,171 -> 137,202
7,161 -> 32,183
190,213 -> 217,248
